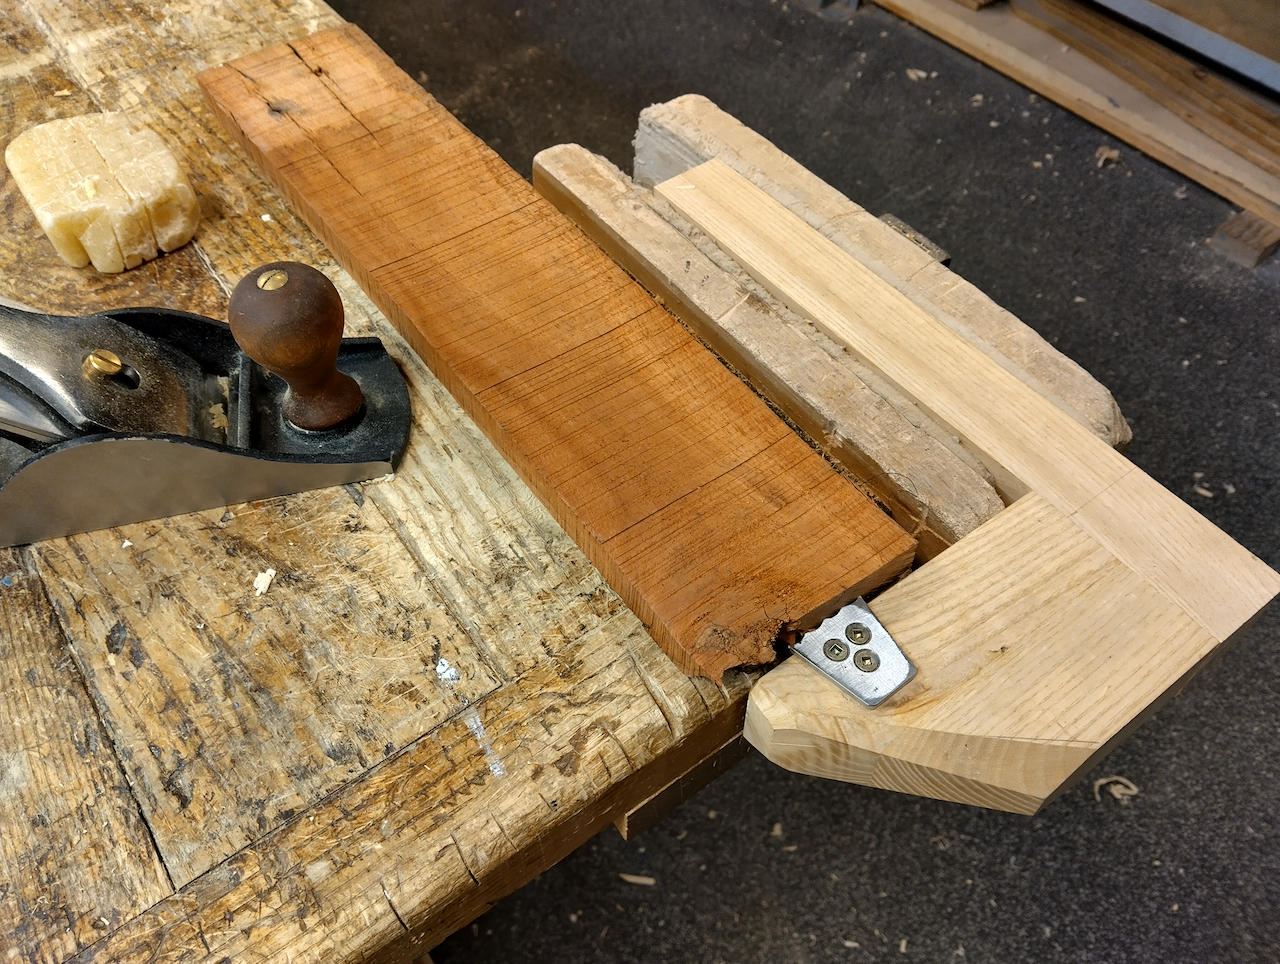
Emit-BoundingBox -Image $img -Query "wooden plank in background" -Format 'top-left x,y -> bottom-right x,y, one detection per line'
1208,209 -> 1280,267
197,25 -> 916,682
1148,0 -> 1280,64
1090,0 -> 1280,95
870,0 -> 1280,228
1012,0 -> 1280,182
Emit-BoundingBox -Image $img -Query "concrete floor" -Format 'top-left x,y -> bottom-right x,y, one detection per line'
327,2 -> 1279,961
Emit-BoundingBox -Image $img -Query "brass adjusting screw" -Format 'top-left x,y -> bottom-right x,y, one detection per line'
83,348 -> 123,377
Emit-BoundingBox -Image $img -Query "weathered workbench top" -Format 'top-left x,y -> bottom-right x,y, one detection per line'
0,3 -> 750,961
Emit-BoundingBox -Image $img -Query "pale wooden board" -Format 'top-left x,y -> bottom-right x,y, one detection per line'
869,0 -> 1280,228
0,6 -> 767,963
197,25 -> 916,681
661,159 -> 1280,811
744,496 -> 1225,812
0,549 -> 172,963
633,94 -> 1132,450
658,159 -> 1280,644
532,142 -> 1005,559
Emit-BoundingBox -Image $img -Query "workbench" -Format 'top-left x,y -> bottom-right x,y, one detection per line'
0,3 -> 750,961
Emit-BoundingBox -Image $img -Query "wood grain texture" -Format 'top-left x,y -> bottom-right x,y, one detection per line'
68,619 -> 752,964
868,0 -> 1280,228
1147,0 -> 1280,64
0,549 -> 171,963
532,142 -> 1005,560
632,94 -> 1133,450
197,25 -> 915,681
658,158 -> 1280,643
36,487 -> 504,888
662,160 -> 1280,810
1,5 -> 777,962
745,494 -> 1223,813
0,15 -> 226,318
1012,0 -> 1280,182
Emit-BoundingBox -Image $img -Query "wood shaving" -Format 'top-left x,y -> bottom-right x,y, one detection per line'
618,873 -> 655,886
1092,774 -> 1139,804
253,568 -> 276,596
1095,146 -> 1120,168
906,68 -> 928,81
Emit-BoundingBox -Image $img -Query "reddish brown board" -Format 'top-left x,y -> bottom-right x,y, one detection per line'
198,26 -> 914,680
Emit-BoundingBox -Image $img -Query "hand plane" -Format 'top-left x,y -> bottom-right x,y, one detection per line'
0,261 -> 410,547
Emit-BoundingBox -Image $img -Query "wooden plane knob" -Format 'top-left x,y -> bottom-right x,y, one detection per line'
228,261 -> 364,430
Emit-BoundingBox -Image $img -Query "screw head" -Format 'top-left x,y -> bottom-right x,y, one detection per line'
846,622 -> 871,645
854,649 -> 880,673
823,638 -> 850,662
256,268 -> 289,290
83,348 -> 123,376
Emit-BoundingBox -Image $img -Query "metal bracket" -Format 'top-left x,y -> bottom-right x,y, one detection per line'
791,598 -> 915,707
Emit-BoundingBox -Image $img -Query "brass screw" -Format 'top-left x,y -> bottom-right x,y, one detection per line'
823,638 -> 850,662
846,622 -> 871,645
83,348 -> 123,377
257,268 -> 289,291
854,649 -> 880,673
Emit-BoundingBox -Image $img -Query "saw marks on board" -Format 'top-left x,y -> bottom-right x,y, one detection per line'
198,25 -> 915,680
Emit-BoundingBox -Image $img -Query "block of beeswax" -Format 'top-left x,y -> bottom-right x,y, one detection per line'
4,113 -> 199,273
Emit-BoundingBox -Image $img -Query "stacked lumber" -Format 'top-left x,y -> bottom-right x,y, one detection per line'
874,0 -> 1280,231
539,95 -> 1277,812
203,30 -> 1278,815
1012,0 -> 1280,182
535,144 -> 1002,561
536,95 -> 1130,560
653,156 -> 1279,812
